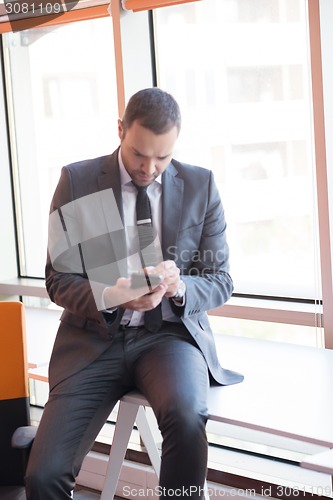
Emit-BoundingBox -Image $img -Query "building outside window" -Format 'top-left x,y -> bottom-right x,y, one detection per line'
3,16 -> 118,278
153,0 -> 323,346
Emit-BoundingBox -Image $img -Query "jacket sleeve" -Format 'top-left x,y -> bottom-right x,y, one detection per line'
45,166 -> 117,328
171,170 -> 233,318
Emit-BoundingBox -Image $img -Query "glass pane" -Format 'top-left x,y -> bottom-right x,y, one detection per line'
3,17 -> 118,277
209,315 -> 324,348
154,0 -> 319,300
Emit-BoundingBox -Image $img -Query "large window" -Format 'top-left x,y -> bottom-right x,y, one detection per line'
154,0 -> 319,302
1,0 -> 333,494
1,0 -> 324,347
3,16 -> 118,277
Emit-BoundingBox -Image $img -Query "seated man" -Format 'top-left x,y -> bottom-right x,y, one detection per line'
25,87 -> 243,500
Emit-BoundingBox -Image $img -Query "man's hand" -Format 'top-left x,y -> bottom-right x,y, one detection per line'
103,260 -> 181,312
154,260 -> 181,298
104,275 -> 167,312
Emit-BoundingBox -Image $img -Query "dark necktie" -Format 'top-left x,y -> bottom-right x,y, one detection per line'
134,184 -> 163,332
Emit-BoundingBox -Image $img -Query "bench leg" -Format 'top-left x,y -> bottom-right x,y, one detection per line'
135,405 -> 161,476
203,482 -> 210,500
101,401 -> 210,500
100,400 -> 139,500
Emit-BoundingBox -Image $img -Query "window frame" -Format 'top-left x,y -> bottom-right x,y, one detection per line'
0,1 -> 332,341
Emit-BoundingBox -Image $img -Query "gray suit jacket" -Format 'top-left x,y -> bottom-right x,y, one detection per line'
46,148 -> 243,389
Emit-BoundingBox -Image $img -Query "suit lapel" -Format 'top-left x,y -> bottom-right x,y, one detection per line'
97,149 -> 128,276
97,148 -> 124,226
162,162 -> 184,260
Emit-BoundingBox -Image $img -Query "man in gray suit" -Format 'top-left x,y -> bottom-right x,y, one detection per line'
26,88 -> 243,499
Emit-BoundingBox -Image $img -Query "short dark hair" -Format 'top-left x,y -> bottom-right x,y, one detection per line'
121,88 -> 181,135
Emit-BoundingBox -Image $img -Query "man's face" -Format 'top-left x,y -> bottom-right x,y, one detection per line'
118,119 -> 178,187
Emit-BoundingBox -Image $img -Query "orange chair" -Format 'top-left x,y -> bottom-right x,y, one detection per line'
0,301 -> 35,499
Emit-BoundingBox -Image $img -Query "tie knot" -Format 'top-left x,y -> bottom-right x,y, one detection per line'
132,182 -> 149,194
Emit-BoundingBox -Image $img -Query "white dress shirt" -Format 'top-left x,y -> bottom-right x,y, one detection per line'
118,150 -> 181,326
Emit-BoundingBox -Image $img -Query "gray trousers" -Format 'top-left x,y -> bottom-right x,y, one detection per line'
25,323 -> 209,499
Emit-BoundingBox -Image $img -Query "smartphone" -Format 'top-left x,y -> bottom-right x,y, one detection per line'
130,272 -> 163,290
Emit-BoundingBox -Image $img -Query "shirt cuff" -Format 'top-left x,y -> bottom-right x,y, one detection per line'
171,295 -> 186,307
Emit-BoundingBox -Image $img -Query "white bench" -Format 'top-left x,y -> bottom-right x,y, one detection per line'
302,449 -> 333,475
29,334 -> 333,498
100,334 -> 333,499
